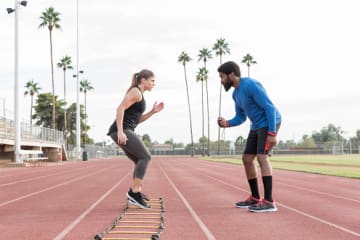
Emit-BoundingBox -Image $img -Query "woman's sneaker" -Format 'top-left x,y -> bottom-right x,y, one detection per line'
141,192 -> 150,201
235,196 -> 260,208
126,188 -> 151,209
248,199 -> 278,213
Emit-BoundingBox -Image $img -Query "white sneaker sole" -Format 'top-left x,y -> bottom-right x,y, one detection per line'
235,205 -> 253,209
249,206 -> 278,213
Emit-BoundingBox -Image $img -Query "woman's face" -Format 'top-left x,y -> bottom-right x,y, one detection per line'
143,76 -> 155,91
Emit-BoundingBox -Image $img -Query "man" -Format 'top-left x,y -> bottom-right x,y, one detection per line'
217,61 -> 281,213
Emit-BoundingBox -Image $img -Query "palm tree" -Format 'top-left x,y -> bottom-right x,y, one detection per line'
39,7 -> 61,129
57,55 -> 73,140
198,48 -> 212,156
178,51 -> 195,156
213,38 -> 230,155
196,67 -> 208,156
80,79 -> 93,144
24,80 -> 41,126
241,53 -> 257,77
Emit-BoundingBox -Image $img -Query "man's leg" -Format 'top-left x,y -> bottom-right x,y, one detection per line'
235,130 -> 261,208
242,153 -> 260,199
257,154 -> 273,202
248,126 -> 278,212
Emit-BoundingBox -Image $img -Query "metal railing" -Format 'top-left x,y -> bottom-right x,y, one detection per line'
0,116 -> 64,144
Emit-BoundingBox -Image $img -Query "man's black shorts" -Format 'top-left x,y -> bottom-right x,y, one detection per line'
243,124 -> 281,155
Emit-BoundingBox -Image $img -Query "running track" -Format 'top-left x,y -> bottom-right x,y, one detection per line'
0,157 -> 359,240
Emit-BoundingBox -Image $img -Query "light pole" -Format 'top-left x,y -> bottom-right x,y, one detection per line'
7,1 -> 27,164
73,70 -> 83,160
76,0 -> 81,160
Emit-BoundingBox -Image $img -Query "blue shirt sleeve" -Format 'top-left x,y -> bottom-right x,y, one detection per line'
228,104 -> 247,127
251,82 -> 277,132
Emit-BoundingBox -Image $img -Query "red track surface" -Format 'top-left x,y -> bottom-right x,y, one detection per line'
0,157 -> 359,240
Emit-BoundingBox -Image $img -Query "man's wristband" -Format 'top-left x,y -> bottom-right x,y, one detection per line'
225,121 -> 230,128
267,132 -> 276,137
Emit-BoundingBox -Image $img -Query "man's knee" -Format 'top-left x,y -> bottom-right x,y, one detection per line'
242,154 -> 255,165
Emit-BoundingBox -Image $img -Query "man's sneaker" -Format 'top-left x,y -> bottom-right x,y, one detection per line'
248,199 -> 278,213
126,189 -> 151,209
235,196 -> 260,208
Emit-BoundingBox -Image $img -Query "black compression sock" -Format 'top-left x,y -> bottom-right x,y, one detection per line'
262,176 -> 273,202
248,178 -> 260,199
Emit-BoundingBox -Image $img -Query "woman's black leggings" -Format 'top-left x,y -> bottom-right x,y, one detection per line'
110,130 -> 151,179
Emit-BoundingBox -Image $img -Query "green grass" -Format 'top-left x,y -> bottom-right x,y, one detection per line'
271,154 -> 360,166
202,155 -> 360,178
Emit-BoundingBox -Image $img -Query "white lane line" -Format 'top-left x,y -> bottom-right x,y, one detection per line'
0,167 -> 112,207
187,159 -> 360,203
159,163 -> 216,240
201,172 -> 360,238
277,182 -> 360,203
0,166 -> 95,187
53,171 -> 131,240
278,203 -> 360,237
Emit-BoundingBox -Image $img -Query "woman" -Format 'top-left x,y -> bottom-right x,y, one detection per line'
107,69 -> 164,209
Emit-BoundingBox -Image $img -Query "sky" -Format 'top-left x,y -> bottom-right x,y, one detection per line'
1,0 -> 359,145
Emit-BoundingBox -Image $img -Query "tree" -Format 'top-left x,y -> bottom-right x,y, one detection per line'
32,94 -> 91,144
297,135 -> 317,148
66,103 -> 89,145
57,55 -> 73,140
241,53 -> 257,77
24,80 -> 41,125
311,124 -> 344,143
178,51 -> 194,156
33,93 -> 65,129
198,48 -> 212,156
142,134 -> 152,150
213,38 -> 230,154
196,67 -> 208,156
235,136 -> 246,145
39,7 -> 61,129
80,79 -> 93,144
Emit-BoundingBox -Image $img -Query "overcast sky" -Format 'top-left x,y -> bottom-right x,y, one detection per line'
1,0 -> 359,144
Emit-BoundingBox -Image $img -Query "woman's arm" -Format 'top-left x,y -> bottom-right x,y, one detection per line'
139,101 -> 164,123
116,88 -> 142,145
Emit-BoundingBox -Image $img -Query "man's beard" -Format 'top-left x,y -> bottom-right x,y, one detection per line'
223,79 -> 233,92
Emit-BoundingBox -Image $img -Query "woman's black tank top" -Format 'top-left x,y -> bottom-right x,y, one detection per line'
107,86 -> 146,134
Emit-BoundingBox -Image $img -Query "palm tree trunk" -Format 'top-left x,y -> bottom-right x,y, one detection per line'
30,95 -> 33,126
49,30 -> 56,129
217,55 -> 223,155
63,69 -> 67,144
201,81 -> 205,157
248,66 -> 250,77
183,65 -> 194,157
205,79 -> 210,156
203,62 -> 210,156
84,91 -> 87,144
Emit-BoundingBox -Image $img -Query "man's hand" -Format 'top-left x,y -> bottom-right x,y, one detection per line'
217,117 -> 229,128
267,135 -> 277,148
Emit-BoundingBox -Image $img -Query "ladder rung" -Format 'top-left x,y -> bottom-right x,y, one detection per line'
125,213 -> 161,215
115,226 -> 159,228
103,238 -> 151,240
108,231 -> 157,234
120,221 -> 161,224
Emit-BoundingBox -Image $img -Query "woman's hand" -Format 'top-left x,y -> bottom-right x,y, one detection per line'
152,102 -> 164,114
117,131 -> 128,145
